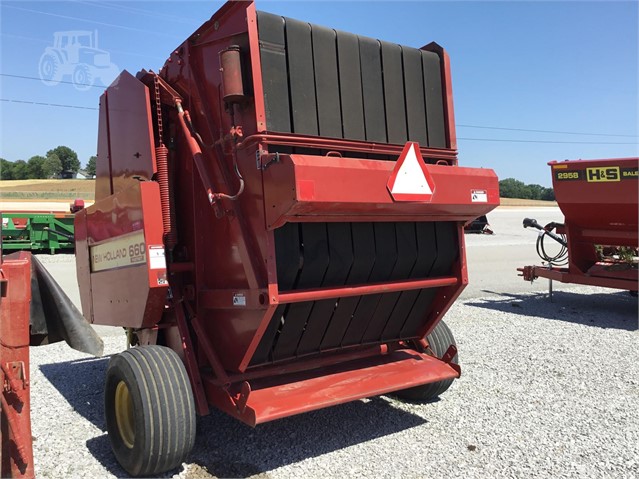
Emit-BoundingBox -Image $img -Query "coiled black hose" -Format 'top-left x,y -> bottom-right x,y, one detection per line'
523,218 -> 569,266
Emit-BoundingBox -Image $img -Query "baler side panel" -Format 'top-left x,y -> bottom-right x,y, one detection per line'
170,28 -> 268,296
96,71 -> 157,202
81,182 -> 167,329
155,3 -> 275,373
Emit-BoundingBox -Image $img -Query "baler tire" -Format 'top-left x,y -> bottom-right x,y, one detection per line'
104,345 -> 196,477
394,320 -> 458,402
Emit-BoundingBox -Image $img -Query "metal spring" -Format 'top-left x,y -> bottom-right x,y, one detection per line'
155,145 -> 176,250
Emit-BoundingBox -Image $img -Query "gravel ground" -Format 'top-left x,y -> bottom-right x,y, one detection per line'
29,283 -> 638,479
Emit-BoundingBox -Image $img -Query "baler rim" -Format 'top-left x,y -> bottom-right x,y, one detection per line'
114,380 -> 135,449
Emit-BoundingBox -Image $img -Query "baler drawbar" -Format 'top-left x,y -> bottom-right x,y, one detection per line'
74,1 -> 499,475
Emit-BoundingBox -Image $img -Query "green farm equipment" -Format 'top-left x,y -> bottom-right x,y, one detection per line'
1,212 -> 75,254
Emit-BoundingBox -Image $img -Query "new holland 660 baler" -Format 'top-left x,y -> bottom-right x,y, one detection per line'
74,1 -> 499,475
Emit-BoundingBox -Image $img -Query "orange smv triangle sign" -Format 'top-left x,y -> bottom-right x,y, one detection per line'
387,142 -> 435,202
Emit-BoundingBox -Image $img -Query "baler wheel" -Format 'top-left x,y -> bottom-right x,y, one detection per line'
104,346 -> 196,477
394,320 -> 458,401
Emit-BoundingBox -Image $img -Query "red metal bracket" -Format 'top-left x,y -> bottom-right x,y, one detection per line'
441,345 -> 461,375
0,392 -> 29,471
517,266 -> 538,283
2,362 -> 27,396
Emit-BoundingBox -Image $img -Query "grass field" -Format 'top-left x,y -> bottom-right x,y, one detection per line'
499,197 -> 557,207
0,179 -> 95,199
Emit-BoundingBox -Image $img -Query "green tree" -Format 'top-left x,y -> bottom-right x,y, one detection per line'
86,155 -> 97,176
12,160 -> 29,180
541,187 -> 555,201
27,155 -> 47,179
526,184 -> 543,200
46,145 -> 80,173
499,178 -> 528,198
43,153 -> 63,178
499,178 -> 555,200
0,158 -> 14,180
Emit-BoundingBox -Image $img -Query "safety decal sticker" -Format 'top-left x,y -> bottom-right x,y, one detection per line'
233,293 -> 246,307
148,245 -> 166,270
471,189 -> 488,203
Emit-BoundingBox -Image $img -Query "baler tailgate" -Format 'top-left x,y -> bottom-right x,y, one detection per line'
203,349 -> 459,426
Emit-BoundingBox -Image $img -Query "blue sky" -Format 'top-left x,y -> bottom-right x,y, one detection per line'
0,0 -> 637,186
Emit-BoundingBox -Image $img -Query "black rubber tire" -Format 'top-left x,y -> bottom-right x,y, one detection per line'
104,346 -> 196,477
394,320 -> 459,401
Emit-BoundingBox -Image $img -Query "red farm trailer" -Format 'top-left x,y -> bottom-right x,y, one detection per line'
74,1 -> 499,475
520,158 -> 638,293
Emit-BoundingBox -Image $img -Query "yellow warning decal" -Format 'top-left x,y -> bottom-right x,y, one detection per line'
586,167 -> 620,182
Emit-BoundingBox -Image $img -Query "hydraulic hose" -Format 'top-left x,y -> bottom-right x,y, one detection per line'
523,217 -> 569,266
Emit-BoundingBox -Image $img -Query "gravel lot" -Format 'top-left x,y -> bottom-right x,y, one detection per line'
29,207 -> 638,478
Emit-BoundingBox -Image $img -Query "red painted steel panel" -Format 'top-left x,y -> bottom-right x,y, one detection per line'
0,253 -> 35,478
549,158 -> 638,244
263,153 -> 499,228
76,182 -> 167,328
520,265 -> 638,292
202,349 -> 459,426
99,71 -> 157,198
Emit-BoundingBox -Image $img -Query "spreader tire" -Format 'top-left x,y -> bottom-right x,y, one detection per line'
395,320 -> 458,401
104,346 -> 196,477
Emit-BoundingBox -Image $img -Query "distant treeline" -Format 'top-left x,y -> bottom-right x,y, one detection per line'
0,146 -> 96,180
499,178 -> 555,201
